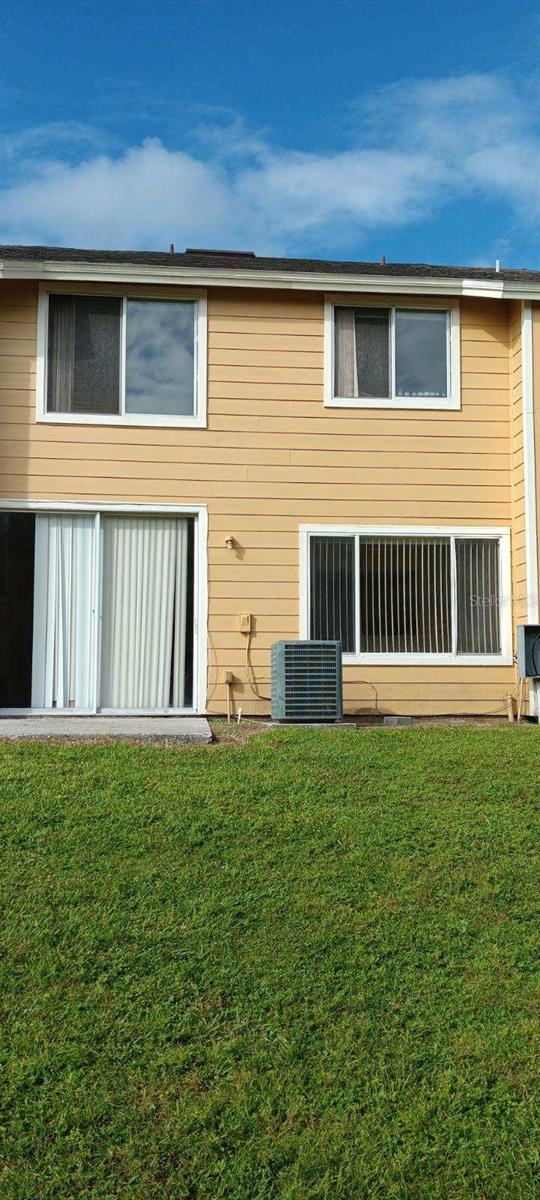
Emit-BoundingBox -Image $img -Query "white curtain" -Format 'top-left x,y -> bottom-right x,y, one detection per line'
334,307 -> 359,398
49,297 -> 76,412
100,516 -> 189,710
31,515 -> 95,708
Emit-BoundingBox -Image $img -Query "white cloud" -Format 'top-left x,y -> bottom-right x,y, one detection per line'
0,73 -> 538,253
0,121 -> 110,161
0,140 -> 231,248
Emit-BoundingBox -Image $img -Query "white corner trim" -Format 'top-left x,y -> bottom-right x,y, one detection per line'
323,299 -> 461,411
299,523 -> 513,667
36,289 -> 208,429
522,303 -> 539,715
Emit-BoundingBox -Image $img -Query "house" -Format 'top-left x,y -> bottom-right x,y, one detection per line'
0,244 -> 539,720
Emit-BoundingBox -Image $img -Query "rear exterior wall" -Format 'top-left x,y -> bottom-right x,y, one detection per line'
0,280 -> 526,715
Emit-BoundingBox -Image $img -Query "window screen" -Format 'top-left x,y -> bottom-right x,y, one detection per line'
355,308 -> 390,398
47,295 -> 121,414
309,536 -> 355,651
334,306 -> 389,398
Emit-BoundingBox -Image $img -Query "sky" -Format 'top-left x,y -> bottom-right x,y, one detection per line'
1,0 -> 539,267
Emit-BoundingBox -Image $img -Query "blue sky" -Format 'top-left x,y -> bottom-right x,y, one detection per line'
1,0 -> 539,266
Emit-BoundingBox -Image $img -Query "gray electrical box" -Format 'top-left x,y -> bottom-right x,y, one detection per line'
271,640 -> 343,722
517,624 -> 540,677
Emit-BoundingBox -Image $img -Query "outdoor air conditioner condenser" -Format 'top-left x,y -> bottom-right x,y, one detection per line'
271,640 -> 343,722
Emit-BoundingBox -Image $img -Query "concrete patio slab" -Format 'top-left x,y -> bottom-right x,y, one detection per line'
0,716 -> 213,743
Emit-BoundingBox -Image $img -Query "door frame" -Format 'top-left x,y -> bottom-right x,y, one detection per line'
0,499 -> 208,716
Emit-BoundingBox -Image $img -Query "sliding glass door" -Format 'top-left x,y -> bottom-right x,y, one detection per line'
0,511 -> 196,713
100,516 -> 191,710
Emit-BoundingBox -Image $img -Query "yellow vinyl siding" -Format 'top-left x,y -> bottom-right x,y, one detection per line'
0,279 -> 519,716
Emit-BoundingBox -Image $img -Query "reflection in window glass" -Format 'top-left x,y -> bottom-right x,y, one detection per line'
395,310 -> 448,398
125,300 -> 195,416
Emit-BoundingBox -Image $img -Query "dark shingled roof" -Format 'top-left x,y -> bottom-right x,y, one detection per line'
1,243 -> 540,283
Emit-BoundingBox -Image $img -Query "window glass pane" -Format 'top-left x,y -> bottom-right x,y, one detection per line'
334,307 -> 389,398
456,539 -> 501,654
47,295 -> 121,414
310,536 -> 355,652
395,309 -> 448,398
359,537 -> 451,653
125,300 -> 195,416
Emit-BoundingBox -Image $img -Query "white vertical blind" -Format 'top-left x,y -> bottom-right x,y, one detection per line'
456,538 -> 500,654
309,536 -> 355,650
100,516 -> 189,709
358,537 -> 451,654
31,515 -> 95,708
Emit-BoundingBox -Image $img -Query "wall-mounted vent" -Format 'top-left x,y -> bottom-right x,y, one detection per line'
184,248 -> 256,258
271,641 -> 343,722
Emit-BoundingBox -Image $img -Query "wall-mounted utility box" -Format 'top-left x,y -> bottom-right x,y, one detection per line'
517,624 -> 540,677
271,640 -> 343,722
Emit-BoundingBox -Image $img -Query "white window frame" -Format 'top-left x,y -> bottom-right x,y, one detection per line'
324,297 -> 460,410
300,524 -> 512,666
0,499 -> 208,716
36,290 -> 208,428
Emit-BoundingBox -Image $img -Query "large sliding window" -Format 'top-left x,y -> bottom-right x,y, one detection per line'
304,527 -> 510,664
0,511 -> 197,712
40,293 -> 207,427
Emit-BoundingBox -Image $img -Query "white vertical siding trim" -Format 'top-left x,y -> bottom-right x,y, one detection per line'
522,302 -> 539,716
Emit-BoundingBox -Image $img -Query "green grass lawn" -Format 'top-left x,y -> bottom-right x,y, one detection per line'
1,727 -> 539,1199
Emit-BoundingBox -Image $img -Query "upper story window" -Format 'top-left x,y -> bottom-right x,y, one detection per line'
38,293 -> 207,427
325,300 -> 460,410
